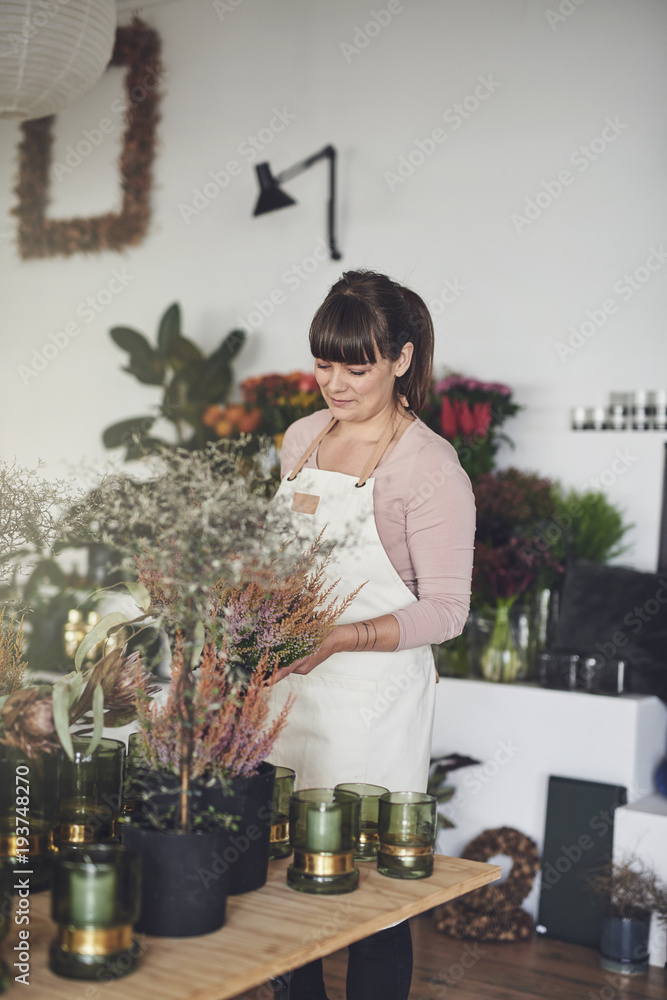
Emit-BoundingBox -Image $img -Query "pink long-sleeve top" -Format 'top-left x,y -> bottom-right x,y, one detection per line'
280,410 -> 476,651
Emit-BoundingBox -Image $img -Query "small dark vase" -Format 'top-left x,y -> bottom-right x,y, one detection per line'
121,824 -> 230,937
599,914 -> 650,975
199,762 -> 275,895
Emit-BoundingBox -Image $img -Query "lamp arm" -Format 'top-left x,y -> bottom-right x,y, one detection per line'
275,145 -> 334,185
274,144 -> 342,260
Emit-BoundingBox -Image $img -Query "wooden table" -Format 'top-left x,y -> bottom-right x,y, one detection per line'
7,854 -> 500,999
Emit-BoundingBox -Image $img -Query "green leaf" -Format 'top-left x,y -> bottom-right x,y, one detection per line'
122,359 -> 165,386
437,814 -> 455,830
191,621 -> 205,668
122,581 -> 151,613
83,684 -> 105,757
168,334 -> 203,367
74,612 -> 128,671
110,327 -> 154,356
220,328 -> 246,361
0,695 -> 8,712
157,303 -> 181,357
102,416 -> 155,450
52,674 -> 84,761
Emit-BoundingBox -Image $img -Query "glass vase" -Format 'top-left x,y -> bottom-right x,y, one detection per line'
476,598 -> 527,683
287,788 -> 360,895
55,738 -> 125,849
0,746 -> 62,890
335,782 -> 388,861
49,844 -> 141,980
270,766 -> 295,860
377,791 -> 437,879
432,618 -> 471,678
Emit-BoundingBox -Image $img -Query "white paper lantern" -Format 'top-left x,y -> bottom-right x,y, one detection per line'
0,0 -> 117,120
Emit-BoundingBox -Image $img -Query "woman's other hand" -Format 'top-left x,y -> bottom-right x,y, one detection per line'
273,629 -> 344,681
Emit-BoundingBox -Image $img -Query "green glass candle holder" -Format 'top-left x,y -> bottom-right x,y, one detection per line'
287,788 -> 360,895
377,791 -> 436,880
0,862 -> 12,994
335,783 -> 388,861
270,766 -> 295,861
0,746 -> 62,891
50,845 -> 141,980
55,738 -> 125,849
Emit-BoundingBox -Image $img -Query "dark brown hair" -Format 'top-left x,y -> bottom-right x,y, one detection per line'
309,270 -> 434,413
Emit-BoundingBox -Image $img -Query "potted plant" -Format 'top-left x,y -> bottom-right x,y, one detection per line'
588,854 -> 659,975
0,460 -> 152,884
102,302 -> 246,458
65,439 -> 356,934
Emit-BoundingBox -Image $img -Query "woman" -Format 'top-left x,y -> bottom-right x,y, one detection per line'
269,270 -> 475,1000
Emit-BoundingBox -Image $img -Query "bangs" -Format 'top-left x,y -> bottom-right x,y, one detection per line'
309,295 -> 383,365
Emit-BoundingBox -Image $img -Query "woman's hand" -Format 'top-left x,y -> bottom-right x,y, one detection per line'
271,616 -> 402,682
273,628 -> 345,682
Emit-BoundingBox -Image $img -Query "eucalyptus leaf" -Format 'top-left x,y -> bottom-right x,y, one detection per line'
74,612 -> 128,671
0,694 -> 8,711
122,581 -> 151,613
52,683 -> 74,761
83,684 -> 105,757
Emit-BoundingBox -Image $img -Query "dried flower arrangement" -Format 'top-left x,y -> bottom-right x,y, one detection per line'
64,440 -> 354,830
13,18 -> 161,259
208,535 -> 360,685
586,854 -> 661,921
134,638 -> 292,782
0,611 -> 26,699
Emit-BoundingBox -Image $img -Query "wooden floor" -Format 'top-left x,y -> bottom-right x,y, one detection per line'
230,913 -> 666,999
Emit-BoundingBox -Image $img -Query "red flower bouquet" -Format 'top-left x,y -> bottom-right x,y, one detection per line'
421,374 -> 521,481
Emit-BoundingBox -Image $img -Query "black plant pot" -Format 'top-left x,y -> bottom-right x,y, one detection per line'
599,915 -> 650,975
199,762 -> 276,896
128,768 -> 205,828
122,824 -> 230,937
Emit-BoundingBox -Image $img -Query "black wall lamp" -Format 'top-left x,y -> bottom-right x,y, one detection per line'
252,144 -> 342,260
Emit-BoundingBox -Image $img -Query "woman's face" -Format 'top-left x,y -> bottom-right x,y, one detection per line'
313,342 -> 413,424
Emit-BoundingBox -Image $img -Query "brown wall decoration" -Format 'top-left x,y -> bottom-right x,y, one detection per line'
12,17 -> 161,260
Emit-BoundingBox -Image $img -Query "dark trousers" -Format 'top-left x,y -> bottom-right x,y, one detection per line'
273,920 -> 413,1000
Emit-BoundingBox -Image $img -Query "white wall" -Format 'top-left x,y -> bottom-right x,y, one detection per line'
1,0 -> 666,568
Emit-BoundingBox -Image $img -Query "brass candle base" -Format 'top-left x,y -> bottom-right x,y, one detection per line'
377,841 -> 434,880
287,851 -> 358,895
53,818 -> 116,848
270,821 -> 289,843
269,820 -> 291,861
50,925 -> 139,981
0,831 -> 49,858
57,924 -> 134,957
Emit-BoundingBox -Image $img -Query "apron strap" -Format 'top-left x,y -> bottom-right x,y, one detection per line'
356,415 -> 402,488
287,418 -> 337,480
288,411 -> 410,486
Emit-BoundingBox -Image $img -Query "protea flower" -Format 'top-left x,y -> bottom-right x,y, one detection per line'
75,647 -> 159,728
0,687 -> 60,758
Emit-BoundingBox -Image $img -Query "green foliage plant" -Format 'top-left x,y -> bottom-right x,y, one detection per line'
102,302 -> 246,458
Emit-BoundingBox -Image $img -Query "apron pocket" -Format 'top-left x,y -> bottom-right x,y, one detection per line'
268,672 -> 378,790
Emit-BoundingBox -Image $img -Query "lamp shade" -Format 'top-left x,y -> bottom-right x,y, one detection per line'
0,0 -> 117,121
253,162 -> 296,216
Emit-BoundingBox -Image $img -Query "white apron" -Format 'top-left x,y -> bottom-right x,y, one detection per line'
267,416 -> 436,794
